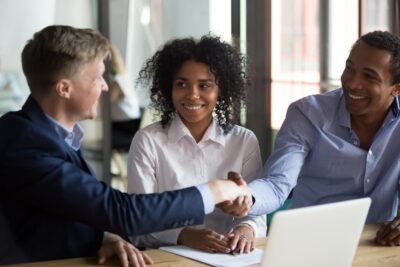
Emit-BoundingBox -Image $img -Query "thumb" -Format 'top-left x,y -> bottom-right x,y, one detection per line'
98,255 -> 106,265
228,171 -> 246,186
98,247 -> 112,265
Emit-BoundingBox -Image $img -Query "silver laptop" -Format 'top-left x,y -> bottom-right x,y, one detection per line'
260,198 -> 371,267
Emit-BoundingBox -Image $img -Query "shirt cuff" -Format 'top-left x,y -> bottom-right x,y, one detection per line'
248,182 -> 265,215
195,184 -> 215,214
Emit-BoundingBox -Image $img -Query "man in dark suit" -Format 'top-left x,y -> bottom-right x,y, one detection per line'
0,25 -> 251,266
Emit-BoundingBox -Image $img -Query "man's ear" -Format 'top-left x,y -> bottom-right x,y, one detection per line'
392,83 -> 400,97
55,79 -> 72,99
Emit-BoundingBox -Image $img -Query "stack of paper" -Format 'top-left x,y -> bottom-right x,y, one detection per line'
160,245 -> 263,267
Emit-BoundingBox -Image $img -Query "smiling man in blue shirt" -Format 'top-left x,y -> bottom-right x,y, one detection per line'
221,31 -> 400,246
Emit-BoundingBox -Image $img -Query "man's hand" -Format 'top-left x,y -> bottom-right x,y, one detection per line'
177,227 -> 231,253
216,171 -> 253,217
208,174 -> 250,205
98,233 -> 153,267
375,216 -> 400,246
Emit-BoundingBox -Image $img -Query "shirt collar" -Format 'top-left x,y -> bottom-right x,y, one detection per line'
338,92 -> 350,128
44,114 -> 84,151
167,115 -> 226,146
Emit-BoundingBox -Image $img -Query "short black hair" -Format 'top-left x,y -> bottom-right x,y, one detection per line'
138,34 -> 249,133
359,31 -> 400,84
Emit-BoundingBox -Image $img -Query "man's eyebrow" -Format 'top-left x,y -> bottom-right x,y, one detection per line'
363,67 -> 381,78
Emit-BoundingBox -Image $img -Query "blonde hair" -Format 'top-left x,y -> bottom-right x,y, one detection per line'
21,25 -> 110,97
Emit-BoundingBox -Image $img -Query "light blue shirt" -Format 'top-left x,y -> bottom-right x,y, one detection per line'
45,114 -> 84,151
249,88 -> 400,223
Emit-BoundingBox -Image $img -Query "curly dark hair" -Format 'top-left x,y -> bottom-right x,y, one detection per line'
138,34 -> 249,133
358,31 -> 400,84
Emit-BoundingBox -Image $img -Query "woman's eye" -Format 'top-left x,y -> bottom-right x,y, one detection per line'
176,81 -> 187,88
200,83 -> 213,89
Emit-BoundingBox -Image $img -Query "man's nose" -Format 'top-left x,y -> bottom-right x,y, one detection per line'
348,74 -> 363,90
102,78 -> 109,92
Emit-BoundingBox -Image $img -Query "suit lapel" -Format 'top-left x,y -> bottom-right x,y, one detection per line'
75,149 -> 95,176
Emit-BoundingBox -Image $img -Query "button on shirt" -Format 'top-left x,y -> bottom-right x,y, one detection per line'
249,88 -> 400,223
128,116 -> 266,247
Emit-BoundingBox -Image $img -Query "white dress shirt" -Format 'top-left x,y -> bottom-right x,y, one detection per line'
127,116 -> 266,248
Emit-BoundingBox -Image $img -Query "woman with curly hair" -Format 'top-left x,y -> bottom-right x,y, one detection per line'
127,35 -> 266,254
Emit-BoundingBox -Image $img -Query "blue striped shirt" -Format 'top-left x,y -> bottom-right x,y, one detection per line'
249,88 -> 400,223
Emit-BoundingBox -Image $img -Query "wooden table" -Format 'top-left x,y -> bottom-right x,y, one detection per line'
8,225 -> 400,267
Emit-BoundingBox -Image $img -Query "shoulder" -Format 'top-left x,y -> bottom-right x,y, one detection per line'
135,121 -> 165,137
225,125 -> 259,144
130,121 -> 166,149
291,89 -> 342,113
0,110 -> 65,159
288,89 -> 342,123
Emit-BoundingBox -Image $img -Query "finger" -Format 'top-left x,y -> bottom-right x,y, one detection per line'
391,216 -> 400,227
386,227 -> 400,242
115,244 -> 129,267
98,249 -> 109,265
229,232 -> 241,251
216,200 -> 232,210
142,252 -> 154,265
244,239 -> 253,253
209,241 -> 231,253
228,171 -> 247,186
98,245 -> 114,265
218,235 -> 231,246
208,234 -> 231,253
377,222 -> 392,241
127,247 -> 143,267
234,238 -> 247,254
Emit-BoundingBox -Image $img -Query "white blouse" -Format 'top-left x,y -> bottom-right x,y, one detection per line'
128,116 -> 266,248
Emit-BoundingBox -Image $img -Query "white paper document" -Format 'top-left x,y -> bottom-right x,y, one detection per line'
160,245 -> 263,267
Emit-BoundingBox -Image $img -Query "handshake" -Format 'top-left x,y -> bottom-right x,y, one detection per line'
208,171 -> 253,218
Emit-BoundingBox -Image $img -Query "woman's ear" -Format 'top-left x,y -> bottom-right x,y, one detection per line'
55,79 -> 72,99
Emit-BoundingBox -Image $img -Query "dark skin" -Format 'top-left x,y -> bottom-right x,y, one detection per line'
341,41 -> 400,246
220,40 -> 400,247
173,62 -> 255,254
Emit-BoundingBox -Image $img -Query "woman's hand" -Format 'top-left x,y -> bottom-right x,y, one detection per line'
178,227 -> 232,254
227,224 -> 255,254
98,233 -> 153,267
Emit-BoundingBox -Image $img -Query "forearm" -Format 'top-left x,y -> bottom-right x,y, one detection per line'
248,178 -> 290,216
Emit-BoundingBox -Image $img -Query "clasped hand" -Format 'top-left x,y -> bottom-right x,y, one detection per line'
217,171 -> 253,218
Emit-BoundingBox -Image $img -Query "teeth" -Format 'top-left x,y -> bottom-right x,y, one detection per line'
184,105 -> 202,110
348,93 -> 365,100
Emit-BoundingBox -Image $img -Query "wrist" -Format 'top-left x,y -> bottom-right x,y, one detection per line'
177,227 -> 191,245
103,232 -> 123,244
234,223 -> 255,238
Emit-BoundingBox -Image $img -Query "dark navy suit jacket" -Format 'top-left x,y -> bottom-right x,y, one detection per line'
0,96 -> 204,264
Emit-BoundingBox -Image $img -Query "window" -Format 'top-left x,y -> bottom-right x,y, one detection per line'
270,0 -> 320,129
